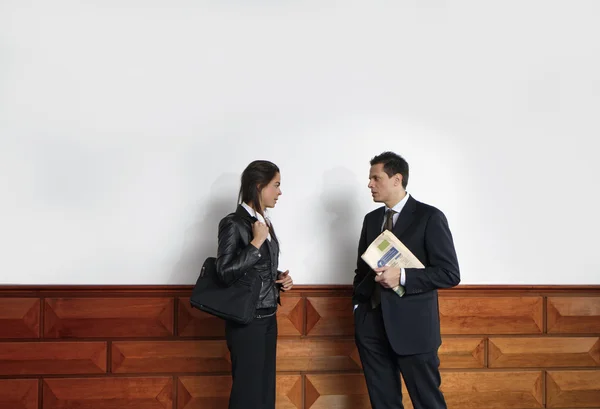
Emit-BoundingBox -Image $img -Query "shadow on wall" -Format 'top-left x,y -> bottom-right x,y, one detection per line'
304,167 -> 361,283
170,172 -> 239,284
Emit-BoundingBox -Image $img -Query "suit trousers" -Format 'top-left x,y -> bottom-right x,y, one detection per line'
225,314 -> 277,409
354,303 -> 447,409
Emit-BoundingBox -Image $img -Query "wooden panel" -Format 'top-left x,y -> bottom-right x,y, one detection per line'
0,379 -> 38,409
305,374 -> 370,409
438,337 -> 485,368
0,342 -> 106,375
112,341 -> 230,373
441,371 -> 543,409
440,297 -> 543,334
43,377 -> 172,409
277,339 -> 361,371
177,375 -> 301,409
306,297 -> 354,336
547,370 -> 600,408
489,337 -> 600,368
547,297 -> 600,334
307,372 -> 543,409
277,296 -> 304,336
177,297 -> 225,337
0,298 -> 40,338
44,297 -> 173,338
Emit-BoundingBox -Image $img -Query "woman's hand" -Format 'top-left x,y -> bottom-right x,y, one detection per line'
276,270 -> 293,291
251,221 -> 269,248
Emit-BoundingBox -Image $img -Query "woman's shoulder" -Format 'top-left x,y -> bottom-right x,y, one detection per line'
219,209 -> 252,230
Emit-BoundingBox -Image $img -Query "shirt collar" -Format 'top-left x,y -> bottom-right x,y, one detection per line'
385,192 -> 410,214
241,202 -> 267,222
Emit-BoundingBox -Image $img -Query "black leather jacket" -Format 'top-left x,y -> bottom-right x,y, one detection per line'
215,205 -> 280,310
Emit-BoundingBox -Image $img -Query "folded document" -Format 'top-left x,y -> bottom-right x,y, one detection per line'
360,230 -> 425,297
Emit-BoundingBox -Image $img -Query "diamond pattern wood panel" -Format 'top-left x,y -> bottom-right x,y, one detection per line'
45,298 -> 173,338
43,377 -> 172,409
440,297 -> 544,334
547,297 -> 600,334
438,337 -> 485,368
112,341 -> 230,374
438,371 -> 544,409
277,338 -> 361,371
0,342 -> 106,375
489,337 -> 600,368
177,375 -> 301,409
306,371 -> 544,409
546,370 -> 600,408
305,374 -> 370,409
0,298 -> 40,339
305,297 -> 354,336
0,285 -> 597,409
277,296 -> 304,336
0,379 -> 38,409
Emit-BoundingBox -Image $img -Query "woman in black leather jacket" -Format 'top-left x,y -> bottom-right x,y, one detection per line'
216,160 -> 293,409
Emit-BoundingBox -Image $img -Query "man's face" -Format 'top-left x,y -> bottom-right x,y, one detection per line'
368,163 -> 401,203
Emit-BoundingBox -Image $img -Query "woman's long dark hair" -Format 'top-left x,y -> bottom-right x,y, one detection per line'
238,160 -> 279,241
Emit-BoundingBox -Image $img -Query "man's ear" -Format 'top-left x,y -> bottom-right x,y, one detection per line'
396,174 -> 403,186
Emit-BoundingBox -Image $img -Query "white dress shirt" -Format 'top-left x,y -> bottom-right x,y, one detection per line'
383,192 -> 410,287
241,202 -> 271,241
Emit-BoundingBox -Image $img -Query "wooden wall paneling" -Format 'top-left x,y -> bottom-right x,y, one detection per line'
177,375 -> 302,409
177,298 -> 225,338
0,285 -> 598,409
547,297 -> 600,334
0,298 -> 40,339
437,371 -> 544,409
439,297 -> 544,334
304,373 -> 370,409
305,297 -> 354,336
42,377 -> 173,409
0,379 -> 38,409
112,341 -> 230,374
489,337 -> 600,368
277,296 -> 305,336
44,297 -> 174,338
438,337 -> 486,368
277,338 -> 361,372
0,341 -> 107,375
546,370 -> 600,408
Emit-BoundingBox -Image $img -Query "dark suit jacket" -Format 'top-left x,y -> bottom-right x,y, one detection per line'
353,195 -> 460,355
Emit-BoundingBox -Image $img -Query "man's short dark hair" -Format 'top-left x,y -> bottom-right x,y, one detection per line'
370,151 -> 409,189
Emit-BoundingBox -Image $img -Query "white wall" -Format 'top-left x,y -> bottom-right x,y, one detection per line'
1,0 -> 599,285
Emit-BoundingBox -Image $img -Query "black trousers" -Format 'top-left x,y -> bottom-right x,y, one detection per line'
354,303 -> 447,409
225,314 -> 277,409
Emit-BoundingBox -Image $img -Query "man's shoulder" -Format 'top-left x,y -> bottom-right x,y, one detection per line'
413,198 -> 446,219
364,206 -> 385,220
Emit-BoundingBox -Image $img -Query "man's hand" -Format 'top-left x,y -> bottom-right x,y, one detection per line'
276,270 -> 293,291
374,266 -> 401,288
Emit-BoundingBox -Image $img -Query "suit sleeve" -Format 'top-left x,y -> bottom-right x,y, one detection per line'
215,217 -> 262,286
404,210 -> 460,294
352,216 -> 372,304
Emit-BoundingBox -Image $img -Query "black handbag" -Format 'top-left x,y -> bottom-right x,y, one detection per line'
190,256 -> 261,324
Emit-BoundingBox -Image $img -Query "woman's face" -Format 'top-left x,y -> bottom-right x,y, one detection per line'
260,173 -> 282,209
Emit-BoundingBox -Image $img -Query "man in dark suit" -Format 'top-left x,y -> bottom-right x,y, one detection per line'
353,151 -> 460,409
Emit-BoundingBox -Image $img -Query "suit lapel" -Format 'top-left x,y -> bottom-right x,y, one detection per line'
235,204 -> 257,224
367,207 -> 386,243
393,195 -> 416,238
